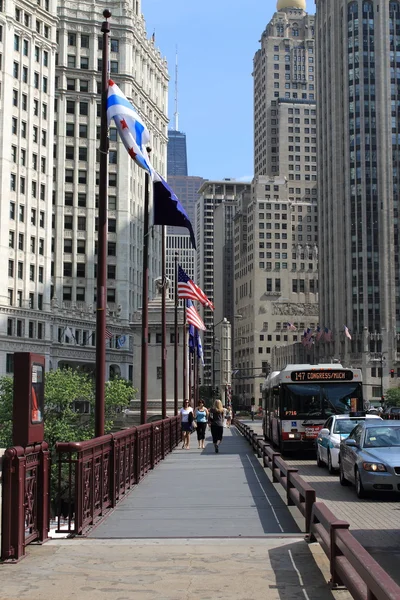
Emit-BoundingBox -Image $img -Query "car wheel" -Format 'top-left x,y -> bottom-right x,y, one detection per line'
317,446 -> 324,468
339,462 -> 349,486
355,468 -> 366,499
327,451 -> 335,474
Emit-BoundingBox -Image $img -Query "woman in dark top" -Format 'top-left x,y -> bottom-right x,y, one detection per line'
209,399 -> 225,453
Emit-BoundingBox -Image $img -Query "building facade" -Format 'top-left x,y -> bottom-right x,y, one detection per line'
0,0 -> 168,380
167,129 -> 188,176
315,0 -> 400,402
232,1 -> 318,405
196,179 -> 250,387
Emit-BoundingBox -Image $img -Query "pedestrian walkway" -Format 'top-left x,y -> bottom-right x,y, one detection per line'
90,426 -> 298,538
0,426 -> 351,600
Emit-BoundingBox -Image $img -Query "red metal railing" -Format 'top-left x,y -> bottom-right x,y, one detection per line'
55,416 -> 181,536
235,419 -> 400,599
1,442 -> 50,562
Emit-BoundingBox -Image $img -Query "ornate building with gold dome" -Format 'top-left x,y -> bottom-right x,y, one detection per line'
233,0 -> 319,404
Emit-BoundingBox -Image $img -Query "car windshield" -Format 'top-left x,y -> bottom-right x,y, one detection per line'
282,383 -> 363,418
333,419 -> 364,434
364,426 -> 400,448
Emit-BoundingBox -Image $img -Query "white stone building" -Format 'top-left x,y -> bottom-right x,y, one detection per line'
0,0 -> 168,382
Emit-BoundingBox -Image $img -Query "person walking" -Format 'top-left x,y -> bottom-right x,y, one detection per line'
209,399 -> 225,453
195,400 -> 209,449
250,404 -> 255,421
180,399 -> 193,449
226,406 -> 232,428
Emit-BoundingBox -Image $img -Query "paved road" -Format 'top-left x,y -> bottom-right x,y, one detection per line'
246,420 -> 400,586
90,426 -> 299,538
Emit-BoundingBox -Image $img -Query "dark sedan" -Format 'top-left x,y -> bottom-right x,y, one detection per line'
339,420 -> 400,498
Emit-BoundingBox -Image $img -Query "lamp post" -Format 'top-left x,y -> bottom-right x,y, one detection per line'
371,351 -> 387,406
212,316 -> 240,403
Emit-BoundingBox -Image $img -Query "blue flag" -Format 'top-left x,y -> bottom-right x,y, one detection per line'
153,174 -> 196,249
195,328 -> 205,366
188,324 -> 195,354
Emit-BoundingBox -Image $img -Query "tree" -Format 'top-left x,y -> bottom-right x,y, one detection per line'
384,387 -> 400,407
0,368 -> 136,448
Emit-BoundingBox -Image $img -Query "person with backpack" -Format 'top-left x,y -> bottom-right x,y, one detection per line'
209,399 -> 225,453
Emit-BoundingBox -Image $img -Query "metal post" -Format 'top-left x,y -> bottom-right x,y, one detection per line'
140,173 -> 150,424
161,226 -> 167,419
212,324 -> 215,403
174,253 -> 179,415
183,303 -> 187,401
381,353 -> 384,403
95,10 -> 111,438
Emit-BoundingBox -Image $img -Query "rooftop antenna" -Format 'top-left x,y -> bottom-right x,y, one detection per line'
174,46 -> 179,131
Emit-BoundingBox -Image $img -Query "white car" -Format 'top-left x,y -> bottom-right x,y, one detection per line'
316,414 -> 382,473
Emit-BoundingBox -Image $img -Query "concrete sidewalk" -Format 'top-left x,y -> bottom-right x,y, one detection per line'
90,425 -> 298,538
0,538 -> 351,600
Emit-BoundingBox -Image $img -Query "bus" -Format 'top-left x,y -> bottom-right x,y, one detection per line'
262,364 -> 364,451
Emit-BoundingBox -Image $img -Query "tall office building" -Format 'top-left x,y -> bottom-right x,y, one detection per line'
196,179 -> 250,387
0,0 -> 168,378
316,0 -> 400,401
167,129 -> 188,176
165,175 -> 204,298
233,1 -> 318,404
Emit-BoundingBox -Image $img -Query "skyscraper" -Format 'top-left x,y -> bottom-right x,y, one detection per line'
233,1 -> 318,404
316,0 -> 399,400
167,130 -> 188,176
0,0 -> 168,378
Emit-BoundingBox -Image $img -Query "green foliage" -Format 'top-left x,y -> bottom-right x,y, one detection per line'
0,368 -> 136,449
384,387 -> 400,407
0,376 -> 14,447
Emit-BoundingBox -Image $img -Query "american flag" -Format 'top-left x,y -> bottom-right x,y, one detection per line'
178,265 -> 214,310
105,328 -> 113,339
286,322 -> 297,331
186,300 -> 206,331
315,326 -> 323,342
324,328 -> 333,342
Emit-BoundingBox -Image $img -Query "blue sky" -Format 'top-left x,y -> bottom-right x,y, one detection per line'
142,0 -> 315,181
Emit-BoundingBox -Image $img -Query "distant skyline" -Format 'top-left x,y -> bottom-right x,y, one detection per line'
142,0 -> 315,181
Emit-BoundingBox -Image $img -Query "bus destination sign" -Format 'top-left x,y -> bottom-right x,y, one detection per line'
291,369 -> 354,382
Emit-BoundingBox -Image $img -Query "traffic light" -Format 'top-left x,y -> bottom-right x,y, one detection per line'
390,369 -> 395,379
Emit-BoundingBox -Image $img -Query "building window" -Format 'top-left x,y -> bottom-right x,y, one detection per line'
6,354 -> 14,374
63,286 -> 72,301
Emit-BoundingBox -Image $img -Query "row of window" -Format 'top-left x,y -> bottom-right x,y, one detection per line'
7,289 -> 43,309
7,318 -> 45,339
13,62 -> 48,91
61,287 -> 116,302
9,204 -> 45,226
258,262 -> 315,271
14,36 -> 49,66
15,6 -> 51,31
8,260 -> 44,283
12,117 -> 47,145
64,33 -> 119,53
9,231 -> 44,253
10,175 -> 46,199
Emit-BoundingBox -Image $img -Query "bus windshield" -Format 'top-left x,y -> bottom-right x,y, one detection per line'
281,383 -> 363,418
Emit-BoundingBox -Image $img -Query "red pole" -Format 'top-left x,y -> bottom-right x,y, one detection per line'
95,10 -> 111,438
189,352 -> 193,408
174,253 -> 179,415
140,172 -> 150,425
161,226 -> 167,419
183,303 -> 187,402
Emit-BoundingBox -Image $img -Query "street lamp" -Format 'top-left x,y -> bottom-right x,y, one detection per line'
371,352 -> 387,405
212,315 -> 242,403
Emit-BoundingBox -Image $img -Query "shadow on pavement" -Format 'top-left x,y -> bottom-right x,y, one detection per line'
268,540 -> 338,599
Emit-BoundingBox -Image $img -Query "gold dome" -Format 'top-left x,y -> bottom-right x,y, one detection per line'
277,0 -> 306,10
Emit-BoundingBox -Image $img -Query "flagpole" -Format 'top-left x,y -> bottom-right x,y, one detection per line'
161,226 -> 167,419
95,9 -> 111,438
196,349 -> 199,407
174,252 -> 179,415
189,351 -> 193,408
194,346 -> 197,409
183,303 -> 187,402
140,171 -> 150,425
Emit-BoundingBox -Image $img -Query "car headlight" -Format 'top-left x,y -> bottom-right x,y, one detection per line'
362,462 -> 387,472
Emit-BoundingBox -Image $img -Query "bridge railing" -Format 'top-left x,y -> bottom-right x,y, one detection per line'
55,416 -> 181,536
235,419 -> 400,600
1,442 -> 50,562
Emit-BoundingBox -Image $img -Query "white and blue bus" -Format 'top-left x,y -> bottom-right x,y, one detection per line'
262,364 -> 364,451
